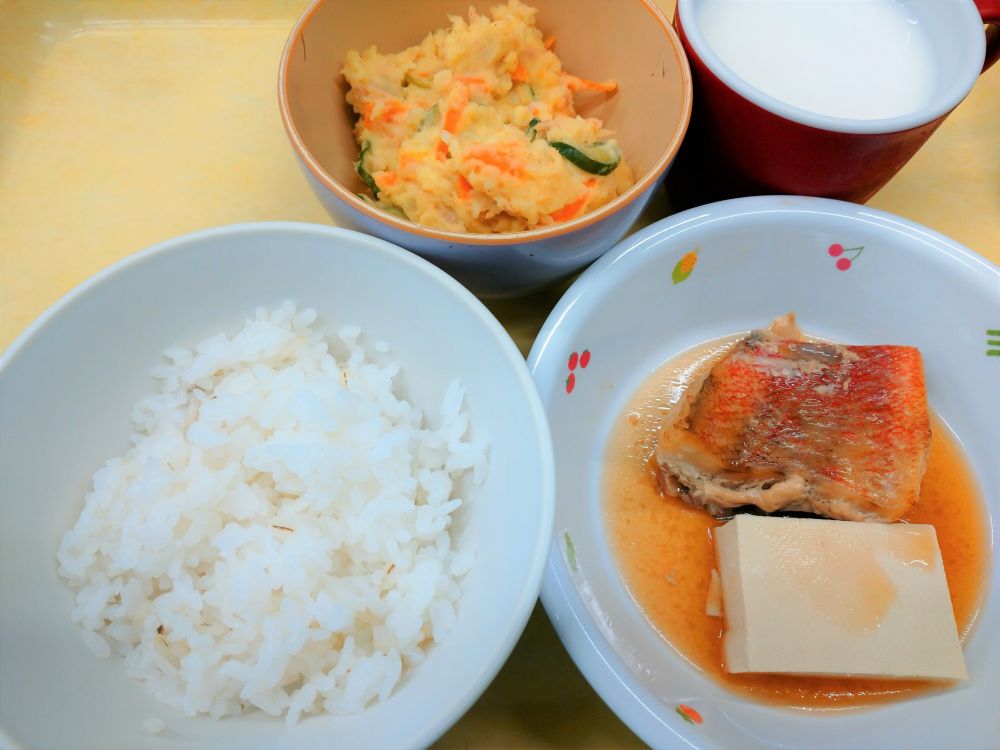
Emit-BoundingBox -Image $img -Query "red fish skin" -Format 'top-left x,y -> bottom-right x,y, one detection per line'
680,338 -> 930,521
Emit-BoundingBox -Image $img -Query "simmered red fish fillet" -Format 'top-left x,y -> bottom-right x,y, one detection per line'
656,317 -> 931,522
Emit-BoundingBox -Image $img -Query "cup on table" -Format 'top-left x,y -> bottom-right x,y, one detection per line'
667,0 -> 1000,205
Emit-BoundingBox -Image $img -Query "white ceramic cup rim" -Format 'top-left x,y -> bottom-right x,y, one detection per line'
677,0 -> 988,135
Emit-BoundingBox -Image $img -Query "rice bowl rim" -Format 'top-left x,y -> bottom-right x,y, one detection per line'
0,221 -> 556,748
277,0 -> 693,247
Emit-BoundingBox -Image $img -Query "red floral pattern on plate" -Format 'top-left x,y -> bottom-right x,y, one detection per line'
827,242 -> 864,271
565,349 -> 590,393
676,703 -> 703,725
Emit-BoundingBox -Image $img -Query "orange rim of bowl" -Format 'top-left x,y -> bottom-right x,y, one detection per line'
277,0 -> 693,247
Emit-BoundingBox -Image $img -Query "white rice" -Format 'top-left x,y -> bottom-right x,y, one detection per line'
57,301 -> 485,723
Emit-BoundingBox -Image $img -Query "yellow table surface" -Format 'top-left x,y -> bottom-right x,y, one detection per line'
1,1 -> 997,746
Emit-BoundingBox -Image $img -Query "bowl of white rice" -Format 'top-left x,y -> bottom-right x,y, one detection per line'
0,223 -> 554,750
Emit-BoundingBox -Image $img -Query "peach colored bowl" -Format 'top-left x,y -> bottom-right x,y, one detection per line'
278,0 -> 692,298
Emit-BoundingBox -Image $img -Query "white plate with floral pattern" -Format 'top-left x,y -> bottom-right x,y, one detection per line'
528,196 -> 1000,750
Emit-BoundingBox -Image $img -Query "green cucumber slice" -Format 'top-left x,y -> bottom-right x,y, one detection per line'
419,104 -> 440,131
525,117 -> 541,142
405,71 -> 432,89
548,140 -> 620,176
354,140 -> 380,198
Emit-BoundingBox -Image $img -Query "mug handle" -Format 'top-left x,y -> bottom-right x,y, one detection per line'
977,0 -> 1000,70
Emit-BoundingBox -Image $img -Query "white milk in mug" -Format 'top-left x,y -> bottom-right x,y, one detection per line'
696,0 -> 937,120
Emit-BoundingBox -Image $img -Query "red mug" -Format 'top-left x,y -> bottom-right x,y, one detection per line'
667,0 -> 1000,205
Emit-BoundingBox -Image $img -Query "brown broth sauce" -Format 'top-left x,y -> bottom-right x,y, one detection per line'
603,337 -> 990,709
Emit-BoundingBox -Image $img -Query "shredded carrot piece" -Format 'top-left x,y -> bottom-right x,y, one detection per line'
457,174 -> 473,199
361,101 -> 375,125
362,98 -> 409,127
375,171 -> 398,189
543,35 -> 556,50
550,193 -> 588,222
437,106 -> 463,160
437,90 -> 469,160
464,144 -> 524,176
511,62 -> 529,83
457,75 -> 487,86
389,101 -> 409,119
584,178 -> 598,188
564,74 -> 618,93
443,106 -> 463,134
380,100 -> 409,123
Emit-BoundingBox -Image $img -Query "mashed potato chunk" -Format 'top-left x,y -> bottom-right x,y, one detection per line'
343,0 -> 635,233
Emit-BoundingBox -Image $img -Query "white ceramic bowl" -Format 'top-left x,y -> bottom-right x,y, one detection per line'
528,196 -> 1000,750
278,0 -> 692,298
0,223 -> 555,750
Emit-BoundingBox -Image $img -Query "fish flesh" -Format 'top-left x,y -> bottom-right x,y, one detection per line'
655,315 -> 931,522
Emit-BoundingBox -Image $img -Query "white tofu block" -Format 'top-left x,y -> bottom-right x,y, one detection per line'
714,515 -> 968,680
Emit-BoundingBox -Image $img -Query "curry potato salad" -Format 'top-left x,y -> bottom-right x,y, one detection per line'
343,0 -> 635,233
